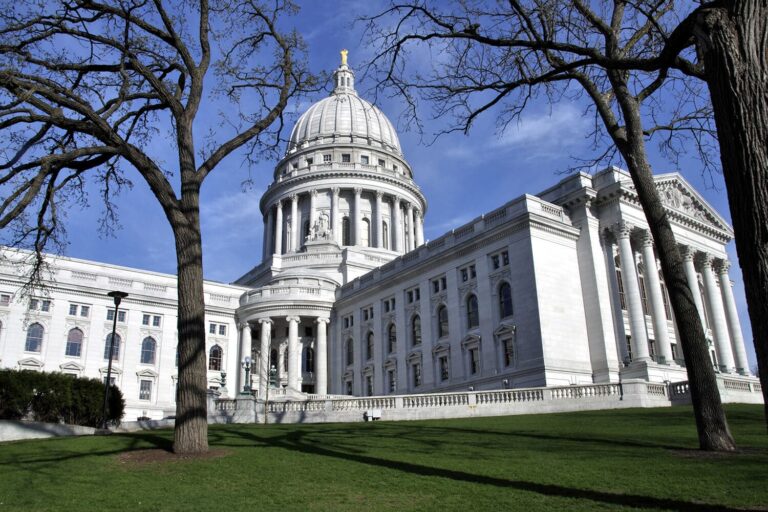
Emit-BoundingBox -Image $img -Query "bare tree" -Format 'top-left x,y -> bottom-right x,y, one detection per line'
0,0 -> 317,453
365,0 -> 737,450
686,1 -> 768,432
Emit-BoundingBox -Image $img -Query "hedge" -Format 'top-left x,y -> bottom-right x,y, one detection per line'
0,369 -> 124,427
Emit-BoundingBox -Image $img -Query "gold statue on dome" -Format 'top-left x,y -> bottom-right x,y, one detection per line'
340,49 -> 348,66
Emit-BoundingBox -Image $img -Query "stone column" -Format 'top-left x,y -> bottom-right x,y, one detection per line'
681,246 -> 706,328
415,209 -> 424,247
258,318 -> 272,399
392,196 -> 403,253
353,187 -> 362,246
639,231 -> 673,364
274,200 -> 283,255
239,322 -> 252,391
315,317 -> 330,395
264,207 -> 274,258
614,222 -> 651,362
290,194 -> 299,252
406,202 -> 414,251
286,316 -> 301,390
331,187 -> 340,244
375,191 -> 384,248
309,189 -> 318,232
699,253 -> 736,372
716,261 -> 750,374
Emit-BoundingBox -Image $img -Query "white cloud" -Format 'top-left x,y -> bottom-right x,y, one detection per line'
491,103 -> 590,152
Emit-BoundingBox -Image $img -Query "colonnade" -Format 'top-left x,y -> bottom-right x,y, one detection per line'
239,315 -> 330,397
261,187 -> 425,257
610,221 -> 749,374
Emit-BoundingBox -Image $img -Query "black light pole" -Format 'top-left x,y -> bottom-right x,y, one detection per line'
102,290 -> 128,429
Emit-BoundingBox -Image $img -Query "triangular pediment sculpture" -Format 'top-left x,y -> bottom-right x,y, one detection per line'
624,173 -> 733,236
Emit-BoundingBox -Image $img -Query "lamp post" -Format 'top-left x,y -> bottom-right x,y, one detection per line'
241,356 -> 252,394
102,290 -> 128,429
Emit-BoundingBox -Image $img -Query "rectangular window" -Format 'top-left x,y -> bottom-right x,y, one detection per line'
41,300 -> 50,312
345,380 -> 353,395
639,277 -> 649,315
0,293 -> 10,306
412,363 -> 422,387
502,251 -> 509,266
142,314 -> 151,326
360,155 -> 369,165
393,164 -> 398,172
439,356 -> 449,381
365,375 -> 373,396
139,380 -> 152,401
625,335 -> 633,362
219,324 -> 227,336
323,154 -> 331,163
80,305 -> 89,317
209,323 -> 216,334
387,369 -> 396,393
469,348 -> 480,375
306,157 -> 313,165
407,290 -> 413,303
69,304 -> 78,316
152,315 -> 161,327
671,343 -> 678,361
108,309 -> 126,322
378,159 -> 386,167
616,270 -> 627,310
432,280 -> 440,294
341,153 -> 351,163
30,298 -> 39,310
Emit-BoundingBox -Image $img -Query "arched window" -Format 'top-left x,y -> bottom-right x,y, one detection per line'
387,324 -> 397,353
411,315 -> 422,346
346,338 -> 354,366
65,328 -> 83,357
466,294 -> 479,328
140,336 -> 157,365
366,331 -> 374,360
499,282 -> 513,318
382,221 -> 389,249
437,305 -> 449,338
25,323 -> 44,353
103,333 -> 121,361
361,218 -> 370,247
342,217 -> 351,245
208,345 -> 223,371
303,347 -> 315,372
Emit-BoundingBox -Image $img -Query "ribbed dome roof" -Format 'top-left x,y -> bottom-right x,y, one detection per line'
286,62 -> 401,155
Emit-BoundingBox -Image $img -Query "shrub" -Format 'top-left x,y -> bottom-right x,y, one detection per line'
0,369 -> 124,427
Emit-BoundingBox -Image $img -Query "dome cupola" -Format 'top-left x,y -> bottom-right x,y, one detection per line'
286,52 -> 401,155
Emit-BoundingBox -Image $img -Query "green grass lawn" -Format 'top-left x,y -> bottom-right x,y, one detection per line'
1,405 -> 766,511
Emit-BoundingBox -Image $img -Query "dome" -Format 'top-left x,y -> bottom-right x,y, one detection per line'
286,60 -> 401,155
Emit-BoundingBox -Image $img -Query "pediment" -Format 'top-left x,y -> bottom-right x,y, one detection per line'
461,333 -> 481,347
624,173 -> 732,235
18,357 -> 43,369
60,361 -> 84,372
136,368 -> 158,378
494,323 -> 517,338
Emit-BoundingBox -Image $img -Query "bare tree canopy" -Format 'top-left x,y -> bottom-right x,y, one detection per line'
364,0 -> 738,450
0,0 -> 318,453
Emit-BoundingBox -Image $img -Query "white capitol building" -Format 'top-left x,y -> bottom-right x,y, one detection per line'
0,56 -> 756,420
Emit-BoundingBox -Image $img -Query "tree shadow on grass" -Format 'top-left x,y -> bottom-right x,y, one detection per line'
216,426 -> 761,512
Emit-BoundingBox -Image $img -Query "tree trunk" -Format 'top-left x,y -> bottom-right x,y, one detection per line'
172,186 -> 209,454
696,1 -> 768,430
610,74 -> 737,451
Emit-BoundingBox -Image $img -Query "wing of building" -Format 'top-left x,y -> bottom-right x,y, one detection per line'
0,56 -> 753,420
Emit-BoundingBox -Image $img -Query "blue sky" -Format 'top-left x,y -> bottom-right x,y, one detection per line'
55,1 -> 757,369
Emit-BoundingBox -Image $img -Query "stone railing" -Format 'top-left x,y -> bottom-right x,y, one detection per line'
209,379 -> 689,425
240,283 -> 336,306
